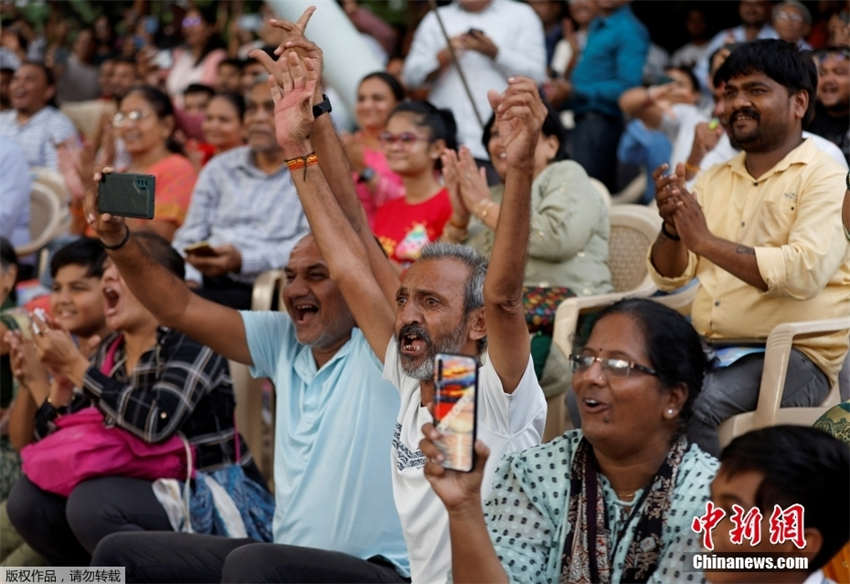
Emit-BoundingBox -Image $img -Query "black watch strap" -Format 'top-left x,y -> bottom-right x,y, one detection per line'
845,170 -> 849,190
312,94 -> 332,119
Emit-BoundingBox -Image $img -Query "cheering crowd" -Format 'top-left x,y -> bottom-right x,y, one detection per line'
0,1 -> 849,583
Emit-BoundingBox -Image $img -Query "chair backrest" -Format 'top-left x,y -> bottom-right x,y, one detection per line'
607,204 -> 662,293
14,181 -> 68,257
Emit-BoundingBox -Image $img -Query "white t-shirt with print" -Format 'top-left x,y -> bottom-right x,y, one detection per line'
383,338 -> 547,584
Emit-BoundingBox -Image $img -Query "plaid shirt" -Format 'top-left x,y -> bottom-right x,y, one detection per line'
36,327 -> 248,472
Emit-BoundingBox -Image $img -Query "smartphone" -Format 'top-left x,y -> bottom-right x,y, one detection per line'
184,241 -> 217,257
97,173 -> 156,219
0,308 -> 33,341
433,353 -> 478,472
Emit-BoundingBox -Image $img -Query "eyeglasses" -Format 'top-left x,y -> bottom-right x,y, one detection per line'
182,16 -> 202,28
569,352 -> 658,378
379,131 -> 428,146
113,110 -> 152,127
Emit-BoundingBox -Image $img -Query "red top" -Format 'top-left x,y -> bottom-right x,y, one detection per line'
372,188 -> 452,265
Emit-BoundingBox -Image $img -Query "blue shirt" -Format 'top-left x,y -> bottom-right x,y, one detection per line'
173,146 -> 309,284
0,136 -> 30,248
0,106 -> 77,171
570,5 -> 649,118
240,311 -> 409,575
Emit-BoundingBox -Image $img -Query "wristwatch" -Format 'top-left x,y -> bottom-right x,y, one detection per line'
312,94 -> 332,119
358,167 -> 376,183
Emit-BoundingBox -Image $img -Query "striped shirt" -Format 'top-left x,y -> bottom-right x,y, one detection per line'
172,146 -> 309,284
35,327 -> 247,472
0,106 -> 77,170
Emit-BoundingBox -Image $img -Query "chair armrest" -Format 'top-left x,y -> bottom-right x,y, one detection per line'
651,281 -> 699,315
552,285 -> 657,361
251,269 -> 283,312
755,316 -> 850,427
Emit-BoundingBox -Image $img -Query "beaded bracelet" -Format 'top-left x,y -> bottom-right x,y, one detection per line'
285,152 -> 319,180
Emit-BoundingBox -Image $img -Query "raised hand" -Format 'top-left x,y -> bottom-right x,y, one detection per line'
29,310 -> 89,382
420,422 -> 490,512
487,78 -> 546,170
249,48 -> 319,155
266,6 -> 316,55
653,162 -> 688,235
83,167 -> 128,248
6,330 -> 49,399
456,146 -> 491,210
441,149 -> 469,226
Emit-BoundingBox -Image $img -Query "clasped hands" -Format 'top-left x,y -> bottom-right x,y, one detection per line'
653,162 -> 714,254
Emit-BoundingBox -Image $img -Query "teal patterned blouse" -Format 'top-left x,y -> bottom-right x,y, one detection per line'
484,430 -> 719,583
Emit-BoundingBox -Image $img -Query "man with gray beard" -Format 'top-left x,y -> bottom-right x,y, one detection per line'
249,25 -> 548,581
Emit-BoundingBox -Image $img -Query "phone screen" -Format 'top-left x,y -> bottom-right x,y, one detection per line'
434,353 -> 478,472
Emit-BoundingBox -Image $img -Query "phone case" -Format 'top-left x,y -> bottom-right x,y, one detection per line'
434,353 -> 478,472
97,173 -> 156,219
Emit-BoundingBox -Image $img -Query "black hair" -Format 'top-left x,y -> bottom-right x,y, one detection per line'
123,84 -> 184,155
590,298 -> 707,423
210,91 -> 246,120
720,425 -> 850,570
389,100 -> 458,169
133,232 -> 185,280
18,60 -> 58,108
481,91 -> 568,164
49,237 -> 107,280
360,71 -> 405,102
217,57 -> 243,72
0,237 -> 19,304
183,83 -> 214,99
185,5 -> 226,67
707,42 -> 741,84
112,56 -> 137,69
713,39 -> 817,124
668,65 -> 700,95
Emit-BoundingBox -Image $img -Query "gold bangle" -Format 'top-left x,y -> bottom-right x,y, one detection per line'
475,199 -> 495,219
685,162 -> 700,175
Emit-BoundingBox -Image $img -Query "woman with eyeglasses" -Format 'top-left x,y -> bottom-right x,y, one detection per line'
421,298 -> 719,583
343,72 -> 406,227
110,85 -> 198,242
371,100 -> 457,265
165,7 -> 227,100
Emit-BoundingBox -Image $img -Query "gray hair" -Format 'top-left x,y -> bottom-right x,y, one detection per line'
419,242 -> 488,315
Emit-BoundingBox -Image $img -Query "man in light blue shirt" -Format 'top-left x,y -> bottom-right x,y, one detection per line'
89,233 -> 409,582
0,136 -> 30,249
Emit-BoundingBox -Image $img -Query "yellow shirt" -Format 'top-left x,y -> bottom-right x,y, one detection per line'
648,138 -> 850,382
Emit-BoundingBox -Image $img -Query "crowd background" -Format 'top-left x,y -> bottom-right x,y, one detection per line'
0,0 -> 848,582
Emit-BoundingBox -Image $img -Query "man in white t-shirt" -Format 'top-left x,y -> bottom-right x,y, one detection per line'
248,24 -> 548,582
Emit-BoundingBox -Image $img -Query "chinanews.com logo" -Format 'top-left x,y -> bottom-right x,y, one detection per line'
689,501 -> 809,572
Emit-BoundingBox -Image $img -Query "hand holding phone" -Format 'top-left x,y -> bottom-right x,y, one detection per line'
97,173 -> 156,219
433,353 -> 478,472
184,242 -> 218,257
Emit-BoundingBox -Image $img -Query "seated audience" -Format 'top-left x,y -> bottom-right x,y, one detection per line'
0,61 -> 78,171
343,72 -> 405,227
694,0 -> 777,92
371,101 -> 456,265
402,0 -> 546,165
111,85 -> 198,241
251,37 -> 546,581
165,7 -> 227,100
201,92 -> 245,156
443,106 -> 612,297
214,58 -> 243,94
83,233 -> 406,578
0,136 -> 30,250
1,237 -> 109,566
771,0 -> 813,49
706,426 -> 849,584
6,233 -> 260,566
561,0 -> 650,192
0,239 -> 20,429
648,40 -> 850,456
422,298 -> 717,582
618,65 -> 703,201
55,28 -> 100,104
181,82 -> 214,116
808,47 -> 849,164
671,8 -> 712,68
171,78 -> 308,310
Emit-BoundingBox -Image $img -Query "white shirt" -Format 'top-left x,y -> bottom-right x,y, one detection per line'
402,0 -> 546,159
0,106 -> 78,171
0,136 -> 31,248
383,338 -> 546,584
695,24 -> 778,92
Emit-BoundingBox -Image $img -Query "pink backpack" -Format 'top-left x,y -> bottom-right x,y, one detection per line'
20,336 -> 193,497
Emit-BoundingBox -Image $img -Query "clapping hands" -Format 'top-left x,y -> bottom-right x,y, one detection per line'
486,78 -> 546,170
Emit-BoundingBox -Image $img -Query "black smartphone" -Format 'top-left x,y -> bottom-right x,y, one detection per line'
433,353 -> 478,472
97,173 -> 156,219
